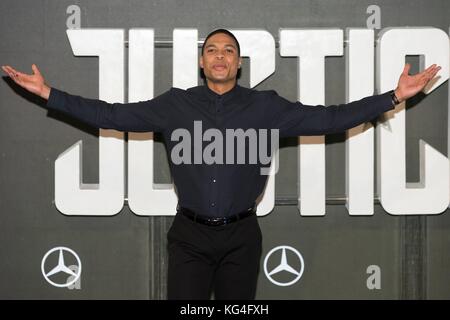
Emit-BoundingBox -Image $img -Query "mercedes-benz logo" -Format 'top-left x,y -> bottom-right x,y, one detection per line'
41,247 -> 82,288
263,245 -> 304,287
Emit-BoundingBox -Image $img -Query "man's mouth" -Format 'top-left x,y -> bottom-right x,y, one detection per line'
212,64 -> 227,71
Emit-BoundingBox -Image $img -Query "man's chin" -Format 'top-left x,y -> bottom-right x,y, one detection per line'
210,72 -> 228,80
207,76 -> 232,83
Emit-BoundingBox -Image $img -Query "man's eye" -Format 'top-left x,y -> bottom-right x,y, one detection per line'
226,49 -> 234,53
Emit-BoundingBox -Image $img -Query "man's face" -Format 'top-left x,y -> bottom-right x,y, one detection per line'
199,32 -> 242,85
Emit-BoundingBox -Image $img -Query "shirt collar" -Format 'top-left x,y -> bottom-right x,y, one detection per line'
203,82 -> 241,102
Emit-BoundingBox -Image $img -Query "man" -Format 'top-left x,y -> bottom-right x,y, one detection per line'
1,28 -> 441,300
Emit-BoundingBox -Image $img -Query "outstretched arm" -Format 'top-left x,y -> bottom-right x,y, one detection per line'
1,64 -> 171,132
271,63 -> 441,138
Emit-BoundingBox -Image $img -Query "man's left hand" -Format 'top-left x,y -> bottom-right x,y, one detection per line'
394,63 -> 441,103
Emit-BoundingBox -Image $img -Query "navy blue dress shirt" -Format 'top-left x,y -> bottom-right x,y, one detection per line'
46,83 -> 394,217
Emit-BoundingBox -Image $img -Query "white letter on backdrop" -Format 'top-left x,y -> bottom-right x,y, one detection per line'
345,28 -> 375,215
280,29 -> 343,216
55,29 -> 125,215
128,29 -> 179,215
231,29 -> 277,215
173,29 -> 198,89
376,27 -> 449,215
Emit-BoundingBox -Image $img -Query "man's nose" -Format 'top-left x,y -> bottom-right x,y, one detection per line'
215,51 -> 225,59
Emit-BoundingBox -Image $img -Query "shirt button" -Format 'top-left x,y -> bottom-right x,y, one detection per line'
211,202 -> 216,207
212,179 -> 216,183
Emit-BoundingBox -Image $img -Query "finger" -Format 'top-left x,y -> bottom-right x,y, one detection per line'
425,66 -> 439,79
424,64 -> 436,72
5,65 -> 19,75
417,65 -> 435,79
7,66 -> 28,80
3,67 -> 16,79
2,66 -> 11,77
12,65 -> 33,78
431,66 -> 441,76
3,65 -> 14,75
32,64 -> 41,76
427,68 -> 437,78
7,70 -> 20,83
1,65 -> 9,74
425,64 -> 437,73
402,63 -> 411,75
419,65 -> 438,79
4,70 -> 14,79
5,66 -> 27,79
422,70 -> 439,86
427,65 -> 438,73
429,69 -> 440,80
4,66 -> 21,78
421,68 -> 433,78
429,65 -> 440,76
1,67 -> 13,78
2,66 -> 25,84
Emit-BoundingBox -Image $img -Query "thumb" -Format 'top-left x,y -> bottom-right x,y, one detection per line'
402,63 -> 411,76
32,64 -> 41,76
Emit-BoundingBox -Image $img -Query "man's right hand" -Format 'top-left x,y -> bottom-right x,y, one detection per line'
1,64 -> 51,100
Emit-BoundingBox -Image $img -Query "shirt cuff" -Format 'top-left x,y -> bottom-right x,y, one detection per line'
46,87 -> 65,111
379,90 -> 397,111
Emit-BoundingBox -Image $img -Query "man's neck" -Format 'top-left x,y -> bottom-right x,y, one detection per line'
206,80 -> 237,95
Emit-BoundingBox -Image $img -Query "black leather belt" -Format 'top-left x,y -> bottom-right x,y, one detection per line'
176,204 -> 256,226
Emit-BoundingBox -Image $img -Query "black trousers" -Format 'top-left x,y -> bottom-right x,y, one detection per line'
167,212 -> 262,300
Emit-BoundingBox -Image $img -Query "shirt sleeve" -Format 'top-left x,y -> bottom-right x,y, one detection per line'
269,90 -> 395,138
46,87 -> 173,132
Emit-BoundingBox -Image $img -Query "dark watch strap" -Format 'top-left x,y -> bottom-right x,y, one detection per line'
389,90 -> 400,106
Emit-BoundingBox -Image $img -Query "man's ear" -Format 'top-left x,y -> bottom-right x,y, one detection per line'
238,57 -> 242,68
199,56 -> 204,69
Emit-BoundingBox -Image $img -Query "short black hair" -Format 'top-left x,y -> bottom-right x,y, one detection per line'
201,28 -> 241,56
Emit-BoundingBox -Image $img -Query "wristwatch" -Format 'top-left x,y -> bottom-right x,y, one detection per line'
389,90 -> 400,106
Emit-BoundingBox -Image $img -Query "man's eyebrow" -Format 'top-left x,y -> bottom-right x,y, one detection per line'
205,43 -> 237,49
